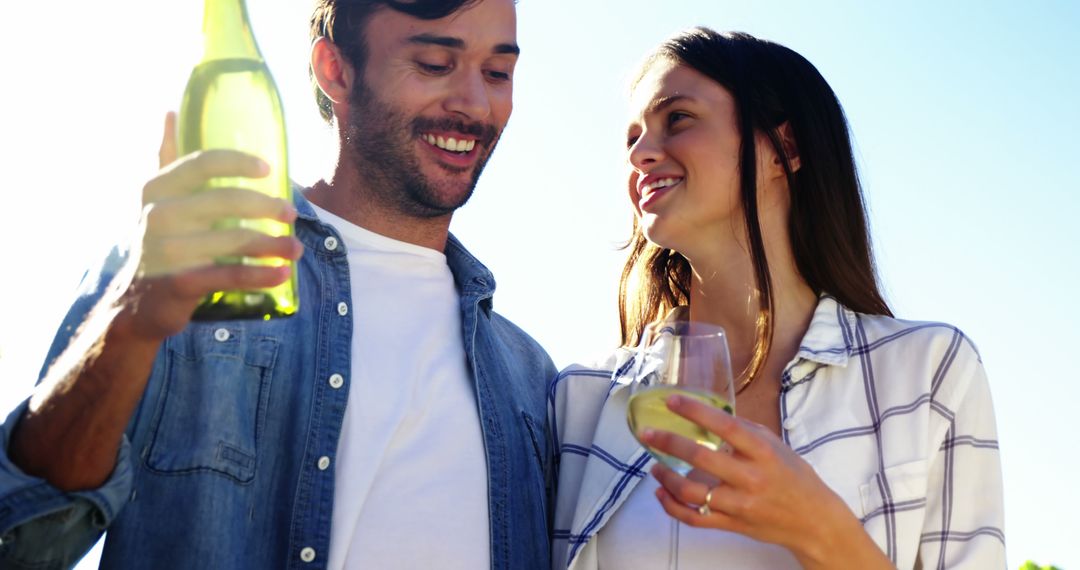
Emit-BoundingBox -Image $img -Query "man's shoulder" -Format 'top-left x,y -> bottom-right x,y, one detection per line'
485,310 -> 553,367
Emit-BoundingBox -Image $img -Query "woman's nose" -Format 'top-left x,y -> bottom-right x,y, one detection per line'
628,132 -> 663,171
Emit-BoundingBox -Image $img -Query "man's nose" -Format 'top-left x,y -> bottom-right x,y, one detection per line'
444,70 -> 492,121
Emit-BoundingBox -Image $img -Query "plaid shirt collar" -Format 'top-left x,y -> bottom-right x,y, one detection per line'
794,294 -> 857,368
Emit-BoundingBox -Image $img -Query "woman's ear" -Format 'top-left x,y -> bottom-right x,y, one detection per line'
310,37 -> 354,109
775,121 -> 801,173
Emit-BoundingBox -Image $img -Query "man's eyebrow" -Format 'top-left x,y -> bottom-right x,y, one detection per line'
407,33 -> 520,56
408,33 -> 465,49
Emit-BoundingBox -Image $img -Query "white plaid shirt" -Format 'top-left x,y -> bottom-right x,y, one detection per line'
549,296 -> 1005,569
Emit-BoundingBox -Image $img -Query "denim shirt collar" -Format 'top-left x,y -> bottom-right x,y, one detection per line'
445,234 -> 496,313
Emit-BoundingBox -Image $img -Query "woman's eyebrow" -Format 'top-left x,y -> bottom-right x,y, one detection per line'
646,95 -> 691,116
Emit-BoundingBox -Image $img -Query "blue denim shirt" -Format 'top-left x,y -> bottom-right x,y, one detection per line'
0,191 -> 556,569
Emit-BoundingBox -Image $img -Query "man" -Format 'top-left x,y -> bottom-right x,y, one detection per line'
0,0 -> 554,568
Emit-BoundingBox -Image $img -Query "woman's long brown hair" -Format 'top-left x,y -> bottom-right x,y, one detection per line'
619,29 -> 892,384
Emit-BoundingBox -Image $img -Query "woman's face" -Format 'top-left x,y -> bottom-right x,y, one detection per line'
627,58 -> 785,258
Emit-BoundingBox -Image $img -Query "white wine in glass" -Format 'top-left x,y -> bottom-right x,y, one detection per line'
626,314 -> 737,569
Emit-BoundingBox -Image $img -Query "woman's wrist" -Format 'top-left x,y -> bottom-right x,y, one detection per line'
790,495 -> 892,570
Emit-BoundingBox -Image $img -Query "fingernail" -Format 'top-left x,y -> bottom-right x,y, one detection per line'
640,428 -> 656,441
666,395 -> 683,408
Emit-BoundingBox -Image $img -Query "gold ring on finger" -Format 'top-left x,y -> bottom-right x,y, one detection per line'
698,486 -> 718,516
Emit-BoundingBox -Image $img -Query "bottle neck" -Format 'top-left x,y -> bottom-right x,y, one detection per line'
201,0 -> 261,61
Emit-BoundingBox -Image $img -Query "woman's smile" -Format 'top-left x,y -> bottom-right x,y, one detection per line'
638,175 -> 684,211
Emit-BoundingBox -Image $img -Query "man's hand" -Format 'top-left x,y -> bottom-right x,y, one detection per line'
117,112 -> 303,340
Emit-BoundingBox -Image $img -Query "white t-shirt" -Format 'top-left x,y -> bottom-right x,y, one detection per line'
310,204 -> 490,570
598,475 -> 799,569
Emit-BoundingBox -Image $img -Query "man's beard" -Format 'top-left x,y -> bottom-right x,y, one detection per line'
342,79 -> 501,218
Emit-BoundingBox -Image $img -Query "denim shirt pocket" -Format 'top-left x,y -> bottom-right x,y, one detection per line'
521,412 -> 549,497
521,412 -> 547,466
145,324 -> 279,483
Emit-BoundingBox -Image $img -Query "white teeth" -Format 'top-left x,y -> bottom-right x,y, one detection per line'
422,133 -> 477,153
644,177 -> 680,192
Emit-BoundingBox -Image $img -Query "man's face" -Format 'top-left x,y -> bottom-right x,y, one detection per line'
342,0 -> 518,217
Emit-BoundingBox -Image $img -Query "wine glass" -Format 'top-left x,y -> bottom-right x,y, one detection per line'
626,313 -> 737,570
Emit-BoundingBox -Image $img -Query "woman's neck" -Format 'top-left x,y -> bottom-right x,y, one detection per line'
684,236 -> 818,379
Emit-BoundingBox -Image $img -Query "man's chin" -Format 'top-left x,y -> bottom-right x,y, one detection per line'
404,180 -> 476,217
432,187 -> 476,213
421,168 -> 481,198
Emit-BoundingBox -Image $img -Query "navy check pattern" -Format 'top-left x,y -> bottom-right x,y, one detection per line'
550,296 -> 1005,569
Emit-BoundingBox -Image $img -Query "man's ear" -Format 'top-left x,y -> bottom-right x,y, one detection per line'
311,37 -> 354,107
775,121 -> 801,174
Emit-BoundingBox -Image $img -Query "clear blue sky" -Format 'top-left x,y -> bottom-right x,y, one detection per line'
1,1 -> 1077,568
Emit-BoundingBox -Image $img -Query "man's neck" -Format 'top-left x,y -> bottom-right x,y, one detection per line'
304,178 -> 453,252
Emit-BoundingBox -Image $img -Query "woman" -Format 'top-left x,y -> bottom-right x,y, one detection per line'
550,29 -> 1005,569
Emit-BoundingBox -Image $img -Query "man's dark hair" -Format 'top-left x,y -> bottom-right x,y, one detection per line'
309,0 -> 482,124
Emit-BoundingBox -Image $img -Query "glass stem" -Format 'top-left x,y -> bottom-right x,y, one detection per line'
669,518 -> 680,570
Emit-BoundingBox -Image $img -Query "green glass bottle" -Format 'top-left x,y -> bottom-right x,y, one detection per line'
179,0 -> 298,320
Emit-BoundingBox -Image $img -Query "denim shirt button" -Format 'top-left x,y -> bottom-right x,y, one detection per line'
213,328 -> 230,342
323,236 -> 339,251
300,547 -> 316,563
337,302 -> 349,316
328,374 -> 344,389
317,456 -> 331,471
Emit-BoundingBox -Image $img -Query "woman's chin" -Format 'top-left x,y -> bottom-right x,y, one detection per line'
641,220 -> 681,252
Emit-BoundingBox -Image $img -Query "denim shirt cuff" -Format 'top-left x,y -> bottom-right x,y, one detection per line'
0,398 -> 134,538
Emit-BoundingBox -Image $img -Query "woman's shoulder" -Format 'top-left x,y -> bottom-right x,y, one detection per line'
852,310 -> 982,362
807,296 -> 983,367
549,347 -> 640,406
555,347 -> 635,385
843,309 -> 990,409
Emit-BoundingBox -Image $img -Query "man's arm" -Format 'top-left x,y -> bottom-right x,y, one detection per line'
9,293 -> 160,490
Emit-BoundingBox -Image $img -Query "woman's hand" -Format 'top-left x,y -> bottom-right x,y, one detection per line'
639,394 -> 893,570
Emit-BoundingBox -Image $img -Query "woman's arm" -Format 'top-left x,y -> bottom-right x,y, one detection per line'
916,340 -> 1006,568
